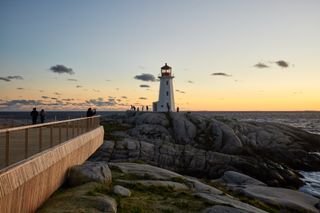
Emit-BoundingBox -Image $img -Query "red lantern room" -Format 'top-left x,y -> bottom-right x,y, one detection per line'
161,63 -> 172,77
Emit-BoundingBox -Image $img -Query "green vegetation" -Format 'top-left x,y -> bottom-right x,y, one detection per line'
102,122 -> 133,141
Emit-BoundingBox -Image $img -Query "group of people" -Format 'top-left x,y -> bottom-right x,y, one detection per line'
30,108 -> 46,124
130,105 -> 149,111
86,108 -> 96,117
30,107 -> 97,125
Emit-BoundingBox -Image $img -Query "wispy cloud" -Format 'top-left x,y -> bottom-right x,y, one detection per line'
254,63 -> 269,69
42,96 -> 49,99
134,73 -> 156,82
121,96 -> 128,99
16,87 -> 24,90
187,80 -> 194,84
176,89 -> 186,94
139,84 -> 150,88
139,97 -> 147,100
275,60 -> 289,68
67,78 -> 78,82
86,97 -> 117,106
76,85 -> 83,88
49,64 -> 74,75
0,99 -> 43,106
211,72 -> 232,77
0,75 -> 24,82
93,89 -> 100,92
53,92 -> 62,95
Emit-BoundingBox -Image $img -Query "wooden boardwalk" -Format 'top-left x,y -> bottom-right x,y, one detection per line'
0,116 -> 104,213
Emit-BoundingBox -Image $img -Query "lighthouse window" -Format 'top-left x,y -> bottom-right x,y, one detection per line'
166,91 -> 169,96
166,81 -> 168,85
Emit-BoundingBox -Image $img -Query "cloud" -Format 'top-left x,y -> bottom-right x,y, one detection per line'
16,87 -> 24,90
39,90 -> 44,92
0,75 -> 24,82
0,99 -> 43,106
134,73 -> 156,82
42,96 -> 49,99
0,77 -> 10,82
76,85 -> 83,88
139,97 -> 147,100
140,84 -> 150,88
106,79 -> 111,82
53,92 -> 62,95
187,80 -> 194,84
275,60 -> 289,68
254,63 -> 269,68
211,72 -> 232,77
86,97 -> 117,106
121,96 -> 128,99
51,97 -> 58,100
93,89 -> 100,92
8,75 -> 23,80
62,98 -> 74,101
67,78 -> 78,81
49,64 -> 74,75
176,89 -> 186,94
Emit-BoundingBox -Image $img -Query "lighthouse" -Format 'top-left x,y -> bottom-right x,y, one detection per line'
153,63 -> 175,112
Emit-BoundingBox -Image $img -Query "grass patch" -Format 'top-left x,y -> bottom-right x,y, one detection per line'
114,182 -> 211,213
103,122 -> 133,141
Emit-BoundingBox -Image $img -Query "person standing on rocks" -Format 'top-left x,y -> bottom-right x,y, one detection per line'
30,107 -> 38,124
146,105 -> 149,111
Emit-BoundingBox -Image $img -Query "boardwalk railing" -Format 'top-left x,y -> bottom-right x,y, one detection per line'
0,116 -> 100,170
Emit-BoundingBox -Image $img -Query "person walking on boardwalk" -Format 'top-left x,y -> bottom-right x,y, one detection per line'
30,107 -> 38,124
40,109 -> 46,123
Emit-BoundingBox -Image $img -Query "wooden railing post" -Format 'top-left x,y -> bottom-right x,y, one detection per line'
39,127 -> 42,152
25,129 -> 29,158
66,122 -> 69,140
50,126 -> 53,147
5,131 -> 9,166
59,125 -> 62,143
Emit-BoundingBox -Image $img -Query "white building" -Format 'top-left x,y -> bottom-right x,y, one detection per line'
153,63 -> 175,112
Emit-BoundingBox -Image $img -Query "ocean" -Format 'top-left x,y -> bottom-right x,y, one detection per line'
0,110 -> 319,197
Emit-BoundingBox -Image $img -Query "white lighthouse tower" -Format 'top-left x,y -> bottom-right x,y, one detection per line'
154,63 -> 175,112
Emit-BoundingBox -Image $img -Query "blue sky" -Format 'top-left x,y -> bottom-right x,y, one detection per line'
1,0 -> 320,111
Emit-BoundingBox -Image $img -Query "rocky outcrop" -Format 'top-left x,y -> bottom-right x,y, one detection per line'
67,161 -> 112,187
214,170 -> 320,213
94,111 -> 320,189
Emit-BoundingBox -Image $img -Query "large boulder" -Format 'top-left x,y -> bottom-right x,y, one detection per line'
215,171 -> 267,186
108,162 -> 183,180
170,113 -> 197,145
67,161 -> 112,187
238,185 -> 320,213
202,205 -> 251,213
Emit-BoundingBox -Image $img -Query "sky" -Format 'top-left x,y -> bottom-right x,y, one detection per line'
1,0 -> 320,111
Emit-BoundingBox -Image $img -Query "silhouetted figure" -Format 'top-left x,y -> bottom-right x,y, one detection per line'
142,106 -> 144,111
137,107 -> 140,111
177,107 -> 180,112
146,105 -> 149,111
166,103 -> 170,112
30,107 -> 38,124
86,108 -> 96,117
40,109 -> 46,123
